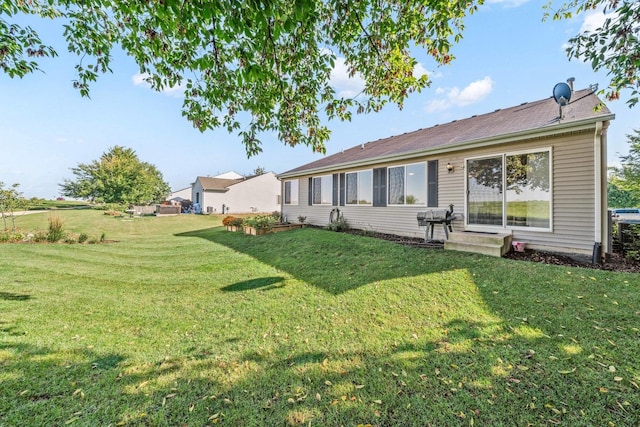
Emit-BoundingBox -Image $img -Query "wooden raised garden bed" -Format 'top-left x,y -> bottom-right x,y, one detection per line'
244,223 -> 302,236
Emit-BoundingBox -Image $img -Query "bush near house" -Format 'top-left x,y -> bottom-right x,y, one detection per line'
222,216 -> 236,226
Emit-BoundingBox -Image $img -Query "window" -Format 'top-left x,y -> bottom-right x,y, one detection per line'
345,170 -> 373,205
388,163 -> 427,205
466,149 -> 551,230
312,175 -> 333,205
506,151 -> 551,228
284,180 -> 299,205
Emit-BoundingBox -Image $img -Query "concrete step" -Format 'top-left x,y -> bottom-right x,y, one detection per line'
445,232 -> 512,257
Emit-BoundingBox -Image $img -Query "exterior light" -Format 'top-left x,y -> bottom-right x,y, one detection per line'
446,162 -> 454,173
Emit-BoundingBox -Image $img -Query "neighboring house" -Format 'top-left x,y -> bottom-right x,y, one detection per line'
278,85 -> 614,259
167,186 -> 192,203
192,172 -> 280,214
212,171 -> 244,180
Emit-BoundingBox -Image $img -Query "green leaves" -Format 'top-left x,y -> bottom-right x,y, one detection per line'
59,146 -> 171,204
2,0 -> 481,155
551,0 -> 640,108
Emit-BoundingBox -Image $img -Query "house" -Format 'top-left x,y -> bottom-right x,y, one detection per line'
166,186 -> 192,204
191,172 -> 280,214
278,84 -> 614,260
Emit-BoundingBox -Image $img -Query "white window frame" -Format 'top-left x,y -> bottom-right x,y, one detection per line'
312,175 -> 333,205
284,180 -> 299,205
387,162 -> 427,206
345,169 -> 373,206
465,147 -> 553,232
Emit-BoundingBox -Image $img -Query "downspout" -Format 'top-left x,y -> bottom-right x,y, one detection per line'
593,121 -> 606,262
279,179 -> 284,219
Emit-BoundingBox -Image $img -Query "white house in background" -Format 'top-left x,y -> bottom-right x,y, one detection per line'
166,186 -> 192,203
191,172 -> 281,214
212,171 -> 244,180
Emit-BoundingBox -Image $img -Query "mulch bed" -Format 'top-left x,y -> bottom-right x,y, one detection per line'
344,229 -> 640,273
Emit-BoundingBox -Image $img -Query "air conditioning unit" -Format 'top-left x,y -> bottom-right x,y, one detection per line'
206,206 -> 213,214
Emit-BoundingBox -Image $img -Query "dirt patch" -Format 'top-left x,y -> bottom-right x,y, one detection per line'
503,248 -> 640,273
343,229 -> 640,273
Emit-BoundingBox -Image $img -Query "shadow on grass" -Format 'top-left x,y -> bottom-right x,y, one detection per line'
222,276 -> 286,292
176,227 -> 461,294
4,225 -> 637,425
0,291 -> 32,301
0,338 -> 209,426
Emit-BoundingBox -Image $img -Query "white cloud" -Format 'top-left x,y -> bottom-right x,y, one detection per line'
132,72 -> 186,97
329,58 -> 436,98
329,57 -> 366,98
562,7 -> 617,55
424,76 -> 494,113
131,73 -> 149,86
579,7 -> 615,33
413,62 -> 428,78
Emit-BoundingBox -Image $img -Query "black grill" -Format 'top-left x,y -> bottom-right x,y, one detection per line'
417,205 -> 456,242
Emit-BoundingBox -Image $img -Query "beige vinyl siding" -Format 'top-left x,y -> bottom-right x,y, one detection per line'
282,177 -> 329,225
546,131 -> 595,253
282,162 -> 462,240
282,128 -> 599,253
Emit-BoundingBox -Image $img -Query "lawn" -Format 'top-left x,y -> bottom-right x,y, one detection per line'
1,211 -> 638,426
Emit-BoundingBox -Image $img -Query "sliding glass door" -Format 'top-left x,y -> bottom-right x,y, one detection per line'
467,156 -> 503,226
466,150 -> 551,230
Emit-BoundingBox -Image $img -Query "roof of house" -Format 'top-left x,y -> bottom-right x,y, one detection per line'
279,88 -> 614,177
213,171 -> 244,179
196,172 -> 277,191
196,177 -> 244,191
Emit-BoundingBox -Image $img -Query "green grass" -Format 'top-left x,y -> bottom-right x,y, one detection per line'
1,211 -> 639,426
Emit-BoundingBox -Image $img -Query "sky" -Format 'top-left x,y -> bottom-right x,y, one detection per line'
1,0 -> 638,199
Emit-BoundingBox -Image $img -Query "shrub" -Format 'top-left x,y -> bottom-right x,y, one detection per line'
47,216 -> 65,243
326,217 -> 349,232
618,223 -> 640,261
297,215 -> 307,224
32,231 -> 48,243
222,216 -> 236,226
271,211 -> 282,222
231,217 -> 245,227
78,232 -> 89,243
244,215 -> 275,230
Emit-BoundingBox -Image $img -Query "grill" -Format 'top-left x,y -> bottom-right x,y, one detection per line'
417,205 -> 456,242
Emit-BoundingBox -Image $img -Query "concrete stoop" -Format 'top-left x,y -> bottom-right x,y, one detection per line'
444,231 -> 513,257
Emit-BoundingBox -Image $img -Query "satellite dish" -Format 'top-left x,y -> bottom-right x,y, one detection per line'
553,82 -> 572,106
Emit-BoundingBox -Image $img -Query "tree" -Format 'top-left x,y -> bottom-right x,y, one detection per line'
60,146 -> 171,205
608,179 -> 640,208
546,1 -> 640,107
253,166 -> 267,176
0,182 -> 27,232
608,129 -> 640,206
1,0 -> 481,155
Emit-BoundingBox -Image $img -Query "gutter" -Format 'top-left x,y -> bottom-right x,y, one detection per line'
593,120 -> 611,261
278,114 -> 615,179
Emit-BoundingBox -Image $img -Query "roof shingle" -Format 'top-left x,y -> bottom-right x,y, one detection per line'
280,88 -> 613,176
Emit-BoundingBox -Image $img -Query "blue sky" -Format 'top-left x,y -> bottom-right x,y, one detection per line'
1,0 -> 637,199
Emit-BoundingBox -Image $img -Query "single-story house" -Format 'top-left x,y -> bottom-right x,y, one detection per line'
192,171 -> 281,214
278,85 -> 614,260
